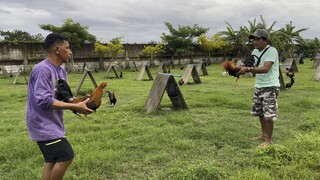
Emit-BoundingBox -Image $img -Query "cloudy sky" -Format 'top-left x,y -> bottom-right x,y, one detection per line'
0,0 -> 319,43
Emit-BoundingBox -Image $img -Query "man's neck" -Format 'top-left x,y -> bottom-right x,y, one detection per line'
258,44 -> 269,52
47,55 -> 62,67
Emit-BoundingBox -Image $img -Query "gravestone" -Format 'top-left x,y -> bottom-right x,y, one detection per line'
313,59 -> 320,69
180,64 -> 201,84
13,68 -> 28,85
0,66 -> 10,77
74,67 -> 97,96
288,59 -> 298,72
145,73 -> 187,113
195,63 -> 208,76
137,62 -> 153,80
280,59 -> 298,73
130,62 -> 138,72
278,67 -> 285,90
157,62 -> 168,73
312,63 -> 320,81
105,64 -> 120,78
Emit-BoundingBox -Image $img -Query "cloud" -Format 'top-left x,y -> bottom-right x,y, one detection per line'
0,0 -> 319,42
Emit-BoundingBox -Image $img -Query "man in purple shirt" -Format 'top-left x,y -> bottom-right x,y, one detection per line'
26,32 -> 93,180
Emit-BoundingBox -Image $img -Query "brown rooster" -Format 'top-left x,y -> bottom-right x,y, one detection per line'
222,60 -> 241,84
70,82 -> 107,112
56,80 -> 107,115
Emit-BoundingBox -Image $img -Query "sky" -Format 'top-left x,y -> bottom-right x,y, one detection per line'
0,0 -> 319,43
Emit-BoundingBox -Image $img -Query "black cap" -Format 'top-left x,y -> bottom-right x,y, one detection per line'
249,29 -> 269,39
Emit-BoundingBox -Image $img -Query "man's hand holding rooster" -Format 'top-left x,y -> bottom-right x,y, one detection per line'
74,98 -> 94,114
236,66 -> 250,76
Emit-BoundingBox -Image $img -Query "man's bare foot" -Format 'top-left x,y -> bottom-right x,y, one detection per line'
258,141 -> 272,148
251,136 -> 265,141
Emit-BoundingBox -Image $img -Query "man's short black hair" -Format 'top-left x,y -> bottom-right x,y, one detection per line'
44,32 -> 69,52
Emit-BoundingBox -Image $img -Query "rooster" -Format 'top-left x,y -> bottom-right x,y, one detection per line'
106,90 -> 117,106
285,78 -> 295,89
285,68 -> 294,78
178,79 -> 184,86
56,79 -> 107,115
72,82 -> 107,111
222,60 -> 241,84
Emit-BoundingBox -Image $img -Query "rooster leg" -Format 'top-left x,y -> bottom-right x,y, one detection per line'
232,77 -> 240,85
79,113 -> 88,119
73,111 -> 87,118
74,113 -> 81,117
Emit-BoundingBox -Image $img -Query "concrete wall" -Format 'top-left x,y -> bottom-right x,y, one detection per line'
0,42 -> 224,71
0,43 -> 24,63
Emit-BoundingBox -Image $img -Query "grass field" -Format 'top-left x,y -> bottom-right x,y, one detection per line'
1,59 -> 320,179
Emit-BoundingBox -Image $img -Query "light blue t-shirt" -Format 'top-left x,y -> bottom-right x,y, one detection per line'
252,45 -> 280,88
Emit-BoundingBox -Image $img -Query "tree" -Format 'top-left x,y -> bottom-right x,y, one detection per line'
39,18 -> 96,70
242,18 -> 259,35
161,22 -> 209,64
223,15 -> 277,58
94,37 -> 125,69
298,38 -> 320,58
257,15 -> 277,32
221,16 -> 309,61
243,15 -> 277,57
140,43 -> 165,67
0,30 -> 44,43
220,22 -> 244,58
39,18 -> 96,49
197,33 -> 226,63
273,21 -> 308,61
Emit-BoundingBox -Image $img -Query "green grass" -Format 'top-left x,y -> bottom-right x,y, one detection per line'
1,59 -> 320,179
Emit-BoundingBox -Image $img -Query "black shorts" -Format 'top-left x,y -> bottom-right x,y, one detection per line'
37,138 -> 74,163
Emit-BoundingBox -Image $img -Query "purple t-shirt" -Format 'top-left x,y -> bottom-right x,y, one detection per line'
26,59 -> 68,141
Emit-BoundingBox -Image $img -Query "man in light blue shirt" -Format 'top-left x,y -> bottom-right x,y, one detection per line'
238,29 -> 280,147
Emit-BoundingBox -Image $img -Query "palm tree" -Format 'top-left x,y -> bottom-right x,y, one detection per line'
223,15 -> 278,58
244,15 -> 277,53
221,16 -> 308,61
258,15 -> 277,32
243,18 -> 259,35
274,21 -> 308,61
220,22 -> 245,58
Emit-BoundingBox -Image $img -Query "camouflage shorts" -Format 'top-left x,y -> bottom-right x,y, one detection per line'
251,87 -> 280,121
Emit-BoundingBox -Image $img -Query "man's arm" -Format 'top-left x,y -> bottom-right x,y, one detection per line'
237,61 -> 273,75
51,98 -> 94,114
